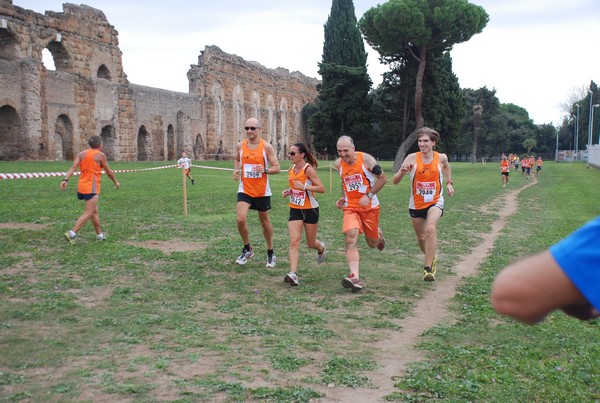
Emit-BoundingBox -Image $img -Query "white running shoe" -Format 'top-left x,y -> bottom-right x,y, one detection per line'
284,271 -> 299,286
316,241 -> 326,264
236,248 -> 254,265
266,254 -> 276,268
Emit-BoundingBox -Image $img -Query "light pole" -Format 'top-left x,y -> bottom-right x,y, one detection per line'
588,90 -> 594,155
555,125 -> 559,162
575,103 -> 580,160
594,104 -> 600,144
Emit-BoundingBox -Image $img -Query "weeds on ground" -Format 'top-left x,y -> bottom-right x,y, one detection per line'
1,160 -> 598,401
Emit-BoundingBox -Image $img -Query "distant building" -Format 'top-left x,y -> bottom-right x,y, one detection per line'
0,1 -> 319,161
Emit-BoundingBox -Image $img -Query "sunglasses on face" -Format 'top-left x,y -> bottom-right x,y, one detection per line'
288,151 -> 298,156
245,126 -> 259,131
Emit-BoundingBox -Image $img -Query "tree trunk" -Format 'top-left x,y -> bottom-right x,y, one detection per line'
393,128 -> 418,171
471,104 -> 483,163
402,86 -> 410,138
393,47 -> 428,171
414,47 -> 427,129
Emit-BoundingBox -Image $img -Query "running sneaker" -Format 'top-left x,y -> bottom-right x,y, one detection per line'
423,265 -> 436,282
431,254 -> 438,275
342,273 -> 363,292
284,271 -> 299,286
236,247 -> 254,265
64,231 -> 75,244
316,241 -> 326,264
377,227 -> 386,251
97,234 -> 107,241
266,253 -> 276,268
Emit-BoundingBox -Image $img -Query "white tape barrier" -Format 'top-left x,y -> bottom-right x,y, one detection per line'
0,164 -> 235,180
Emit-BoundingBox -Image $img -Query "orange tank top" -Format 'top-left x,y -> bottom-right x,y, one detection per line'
501,160 -> 509,172
338,152 -> 380,209
77,149 -> 102,195
288,163 -> 319,209
237,139 -> 271,197
409,151 -> 444,210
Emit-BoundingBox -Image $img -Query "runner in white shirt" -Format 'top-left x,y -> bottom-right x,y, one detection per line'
177,152 -> 195,185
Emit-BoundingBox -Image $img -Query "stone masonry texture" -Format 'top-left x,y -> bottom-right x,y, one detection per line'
0,0 -> 319,161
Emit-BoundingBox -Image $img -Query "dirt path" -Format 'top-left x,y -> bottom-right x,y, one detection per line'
318,176 -> 537,402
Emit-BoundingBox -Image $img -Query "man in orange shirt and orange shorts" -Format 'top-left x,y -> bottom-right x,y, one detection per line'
335,135 -> 387,292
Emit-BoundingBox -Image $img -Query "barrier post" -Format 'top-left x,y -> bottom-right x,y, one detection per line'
182,167 -> 188,216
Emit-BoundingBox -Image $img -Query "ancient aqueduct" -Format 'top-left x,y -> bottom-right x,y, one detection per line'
0,1 -> 320,161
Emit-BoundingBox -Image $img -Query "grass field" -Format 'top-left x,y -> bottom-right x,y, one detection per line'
1,159 -> 599,402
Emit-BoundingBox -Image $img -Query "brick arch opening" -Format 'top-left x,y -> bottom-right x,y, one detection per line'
137,125 -> 152,161
0,29 -> 21,61
51,114 -> 74,160
46,39 -> 72,72
194,133 -> 205,160
0,104 -> 21,160
97,64 -> 111,80
167,124 -> 175,161
100,125 -> 117,160
279,98 -> 288,159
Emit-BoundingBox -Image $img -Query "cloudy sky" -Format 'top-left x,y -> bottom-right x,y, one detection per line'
18,0 -> 600,125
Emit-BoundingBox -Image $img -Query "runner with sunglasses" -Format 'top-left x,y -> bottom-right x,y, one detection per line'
281,143 -> 326,286
232,117 -> 281,267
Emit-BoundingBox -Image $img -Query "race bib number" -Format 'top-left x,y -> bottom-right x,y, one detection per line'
243,163 -> 263,179
289,189 -> 306,206
343,174 -> 365,193
416,181 -> 436,202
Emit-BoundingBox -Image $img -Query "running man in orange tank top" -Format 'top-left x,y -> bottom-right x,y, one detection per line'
335,135 -> 387,292
500,154 -> 510,188
60,135 -> 120,242
393,127 -> 454,282
232,117 -> 281,267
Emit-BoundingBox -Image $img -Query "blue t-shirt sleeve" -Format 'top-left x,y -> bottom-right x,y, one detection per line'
549,216 -> 600,311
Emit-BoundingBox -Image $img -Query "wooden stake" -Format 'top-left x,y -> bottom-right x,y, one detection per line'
182,167 -> 188,216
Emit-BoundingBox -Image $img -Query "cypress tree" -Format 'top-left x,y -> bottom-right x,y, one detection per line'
309,0 -> 372,157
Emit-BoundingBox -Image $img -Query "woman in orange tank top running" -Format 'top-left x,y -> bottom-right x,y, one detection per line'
281,143 -> 326,286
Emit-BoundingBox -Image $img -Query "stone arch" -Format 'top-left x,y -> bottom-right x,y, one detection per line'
211,81 -> 225,138
233,85 -> 243,143
167,124 -> 175,160
0,28 -> 21,61
137,125 -> 152,161
279,98 -> 289,158
175,111 -> 190,156
100,125 -> 117,160
194,133 -> 205,160
0,104 -> 21,160
45,38 -> 72,73
97,64 -> 111,80
266,95 -> 276,144
51,114 -> 74,161
251,90 -> 260,121
42,48 -> 56,70
292,100 -> 302,144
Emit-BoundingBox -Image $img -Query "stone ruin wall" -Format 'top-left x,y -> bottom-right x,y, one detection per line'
0,0 -> 319,161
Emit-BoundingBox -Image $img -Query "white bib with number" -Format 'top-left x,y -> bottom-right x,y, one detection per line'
243,163 -> 263,179
416,181 -> 436,202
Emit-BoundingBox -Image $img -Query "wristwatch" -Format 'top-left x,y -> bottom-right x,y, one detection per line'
367,192 -> 374,199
